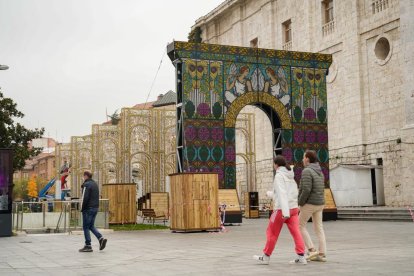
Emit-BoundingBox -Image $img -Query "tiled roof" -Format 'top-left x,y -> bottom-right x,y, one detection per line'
152,91 -> 176,107
133,101 -> 155,109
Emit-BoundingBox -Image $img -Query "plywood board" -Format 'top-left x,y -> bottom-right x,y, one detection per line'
102,183 -> 136,224
169,173 -> 220,231
150,192 -> 169,216
218,189 -> 241,212
324,188 -> 337,210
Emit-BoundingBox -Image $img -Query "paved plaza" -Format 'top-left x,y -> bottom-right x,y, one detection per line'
0,219 -> 413,276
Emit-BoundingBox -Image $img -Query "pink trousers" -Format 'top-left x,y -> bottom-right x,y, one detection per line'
263,208 -> 305,256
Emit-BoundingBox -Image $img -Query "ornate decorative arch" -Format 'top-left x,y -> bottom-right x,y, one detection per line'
169,41 -> 331,189
224,92 -> 292,129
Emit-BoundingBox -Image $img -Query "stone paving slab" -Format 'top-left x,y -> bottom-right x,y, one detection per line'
0,220 -> 413,275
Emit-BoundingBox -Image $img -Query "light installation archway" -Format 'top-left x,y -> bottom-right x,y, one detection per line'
168,42 -> 332,189
70,135 -> 92,197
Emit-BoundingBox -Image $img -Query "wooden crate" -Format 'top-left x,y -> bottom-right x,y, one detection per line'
244,192 -> 260,218
218,189 -> 242,224
149,192 -> 169,217
323,188 -> 338,221
169,173 -> 220,232
102,183 -> 137,224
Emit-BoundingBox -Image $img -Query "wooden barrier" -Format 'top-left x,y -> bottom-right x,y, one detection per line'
138,193 -> 168,214
244,192 -> 260,218
102,183 -> 136,224
149,192 -> 169,217
323,188 -> 337,221
169,173 -> 220,232
218,189 -> 242,224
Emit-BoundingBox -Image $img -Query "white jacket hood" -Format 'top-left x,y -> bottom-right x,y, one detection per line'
267,166 -> 299,217
277,166 -> 295,180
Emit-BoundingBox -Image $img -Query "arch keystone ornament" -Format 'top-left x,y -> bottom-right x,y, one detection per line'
168,41 -> 331,189
224,92 -> 292,129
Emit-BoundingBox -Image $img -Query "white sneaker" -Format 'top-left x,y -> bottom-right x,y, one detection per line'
253,254 -> 270,265
289,255 -> 307,265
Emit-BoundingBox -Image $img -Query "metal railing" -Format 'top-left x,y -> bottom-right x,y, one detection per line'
372,0 -> 389,14
12,199 -> 109,233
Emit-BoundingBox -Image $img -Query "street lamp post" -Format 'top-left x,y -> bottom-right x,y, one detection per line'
0,65 -> 9,70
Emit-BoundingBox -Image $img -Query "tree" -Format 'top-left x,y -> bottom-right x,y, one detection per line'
27,175 -> 38,198
13,179 -> 28,201
107,110 -> 120,125
188,27 -> 202,43
0,91 -> 44,171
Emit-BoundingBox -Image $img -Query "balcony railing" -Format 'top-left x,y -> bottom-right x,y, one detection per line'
322,20 -> 335,36
282,41 -> 292,51
372,0 -> 389,14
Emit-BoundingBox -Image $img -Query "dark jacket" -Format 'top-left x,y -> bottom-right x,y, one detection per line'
298,163 -> 325,206
81,178 -> 100,211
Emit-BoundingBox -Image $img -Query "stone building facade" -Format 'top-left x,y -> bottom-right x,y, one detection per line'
193,0 -> 414,206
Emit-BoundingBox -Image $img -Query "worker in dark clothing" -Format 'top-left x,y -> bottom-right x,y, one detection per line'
79,170 -> 107,252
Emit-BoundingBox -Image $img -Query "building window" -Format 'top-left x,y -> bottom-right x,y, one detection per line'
377,158 -> 383,166
322,0 -> 335,36
374,37 -> 390,60
372,0 -> 389,14
282,19 -> 292,50
374,35 -> 392,65
323,0 -> 334,23
250,38 -> 258,48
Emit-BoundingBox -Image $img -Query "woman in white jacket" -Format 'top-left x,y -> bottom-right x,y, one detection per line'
253,155 -> 307,265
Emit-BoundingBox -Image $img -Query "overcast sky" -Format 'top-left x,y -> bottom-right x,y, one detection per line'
0,0 -> 223,142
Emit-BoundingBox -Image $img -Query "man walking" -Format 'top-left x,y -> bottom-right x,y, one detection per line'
79,170 -> 107,252
298,150 -> 327,262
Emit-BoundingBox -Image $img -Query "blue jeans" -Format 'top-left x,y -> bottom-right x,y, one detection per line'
82,208 -> 102,246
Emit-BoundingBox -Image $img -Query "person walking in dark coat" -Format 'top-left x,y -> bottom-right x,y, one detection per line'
79,170 -> 107,252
